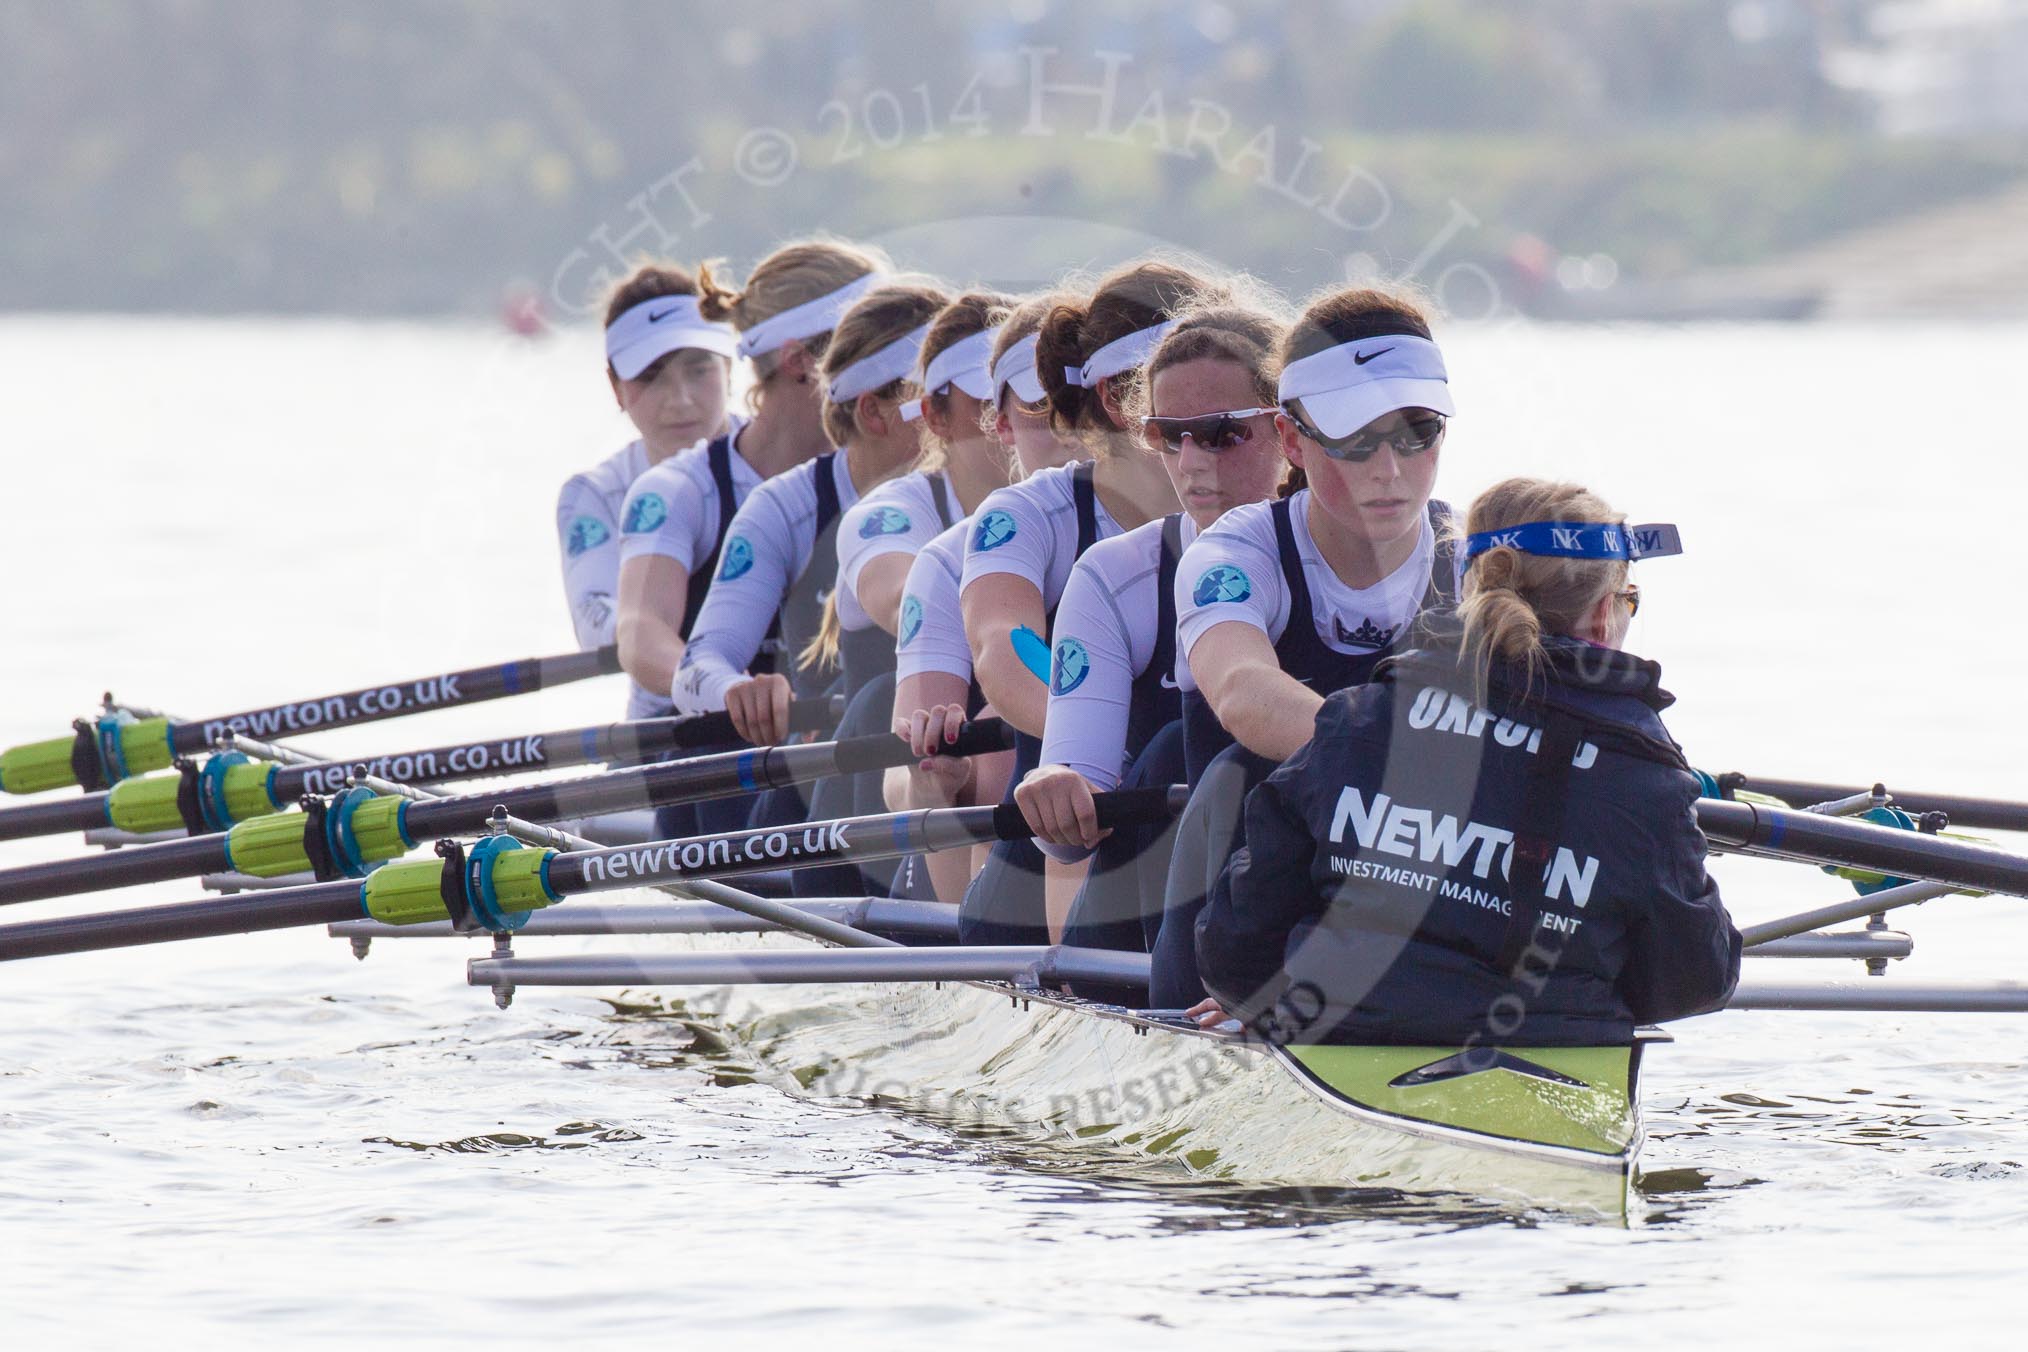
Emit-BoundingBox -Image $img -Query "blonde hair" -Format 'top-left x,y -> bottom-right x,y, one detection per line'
817,279 -> 949,449
908,289 -> 1015,475
1457,478 -> 1629,694
798,593 -> 844,676
696,238 -> 888,403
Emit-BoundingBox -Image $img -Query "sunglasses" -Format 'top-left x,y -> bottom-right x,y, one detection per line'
1618,584 -> 1641,618
1285,407 -> 1447,462
1139,407 -> 1279,454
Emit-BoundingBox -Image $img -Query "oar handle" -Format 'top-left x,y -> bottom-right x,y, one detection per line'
990,785 -> 1188,841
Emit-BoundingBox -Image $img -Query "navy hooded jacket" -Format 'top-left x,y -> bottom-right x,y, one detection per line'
1197,633 -> 1741,1047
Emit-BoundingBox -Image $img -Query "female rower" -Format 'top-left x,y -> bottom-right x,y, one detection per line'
1197,477 -> 1741,1044
796,290 -> 1014,890
612,244 -> 889,739
822,289 -> 1017,711
886,292 -> 1084,903
1151,286 -> 1461,1007
556,261 -> 739,719
1015,301 -> 1292,957
617,239 -> 882,837
674,278 -> 948,754
956,258 -> 1226,944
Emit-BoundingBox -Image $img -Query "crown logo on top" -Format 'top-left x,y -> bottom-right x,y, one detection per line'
1334,616 -> 1397,649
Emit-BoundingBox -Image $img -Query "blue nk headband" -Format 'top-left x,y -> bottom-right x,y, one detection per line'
1462,520 -> 1683,565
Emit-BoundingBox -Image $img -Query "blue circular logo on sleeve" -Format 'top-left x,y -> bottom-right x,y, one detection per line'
859,506 -> 913,539
898,594 -> 924,647
1051,637 -> 1090,696
718,535 -> 755,581
974,509 -> 1018,552
1192,565 -> 1252,606
622,493 -> 667,535
565,515 -> 610,557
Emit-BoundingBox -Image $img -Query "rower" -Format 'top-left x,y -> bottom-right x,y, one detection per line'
1152,287 -> 1461,1007
556,261 -> 740,721
797,290 -> 1014,890
675,276 -> 947,842
885,293 -> 1085,903
602,241 -> 882,838
1016,302 -> 1292,963
1196,477 -> 1742,1045
956,259 -> 1227,945
821,290 -> 1017,715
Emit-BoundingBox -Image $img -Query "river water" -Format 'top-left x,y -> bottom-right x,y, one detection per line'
1,316 -> 2025,1347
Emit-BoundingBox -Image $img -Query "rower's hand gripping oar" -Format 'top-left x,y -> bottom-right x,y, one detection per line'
0,718 -> 1017,906
0,644 -> 625,797
0,786 -> 1188,962
0,697 -> 842,844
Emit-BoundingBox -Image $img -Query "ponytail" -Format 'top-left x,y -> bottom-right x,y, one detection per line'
1456,477 -> 1629,697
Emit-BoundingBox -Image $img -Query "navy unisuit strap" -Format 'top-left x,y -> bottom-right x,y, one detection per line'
1152,513 -> 1182,687
812,451 -> 842,536
1071,461 -> 1099,556
685,433 -> 743,642
928,471 -> 955,531
1270,496 -> 1318,642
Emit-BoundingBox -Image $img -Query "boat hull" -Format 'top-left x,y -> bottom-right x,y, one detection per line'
623,928 -> 1641,1215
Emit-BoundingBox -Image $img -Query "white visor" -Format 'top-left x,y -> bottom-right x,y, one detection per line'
1065,320 -> 1172,389
827,323 -> 931,404
921,328 -> 998,400
605,296 -> 739,379
735,273 -> 880,360
992,334 -> 1045,406
1277,334 -> 1454,439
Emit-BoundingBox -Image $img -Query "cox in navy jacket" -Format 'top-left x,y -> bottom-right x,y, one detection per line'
1198,630 -> 1741,1047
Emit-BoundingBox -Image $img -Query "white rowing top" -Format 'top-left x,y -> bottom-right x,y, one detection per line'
895,519 -> 973,685
1172,490 -> 1435,692
833,470 -> 956,634
555,439 -> 651,654
673,450 -> 863,713
959,463 -> 1123,614
1040,513 -> 1200,789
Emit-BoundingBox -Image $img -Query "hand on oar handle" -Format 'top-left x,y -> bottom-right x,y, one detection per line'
893,704 -> 973,807
1015,764 -> 1108,852
724,673 -> 796,747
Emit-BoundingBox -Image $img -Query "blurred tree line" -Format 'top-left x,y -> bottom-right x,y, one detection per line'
3,0 -> 2021,315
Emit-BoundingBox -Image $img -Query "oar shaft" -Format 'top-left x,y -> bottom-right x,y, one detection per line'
0,720 -> 1013,906
170,646 -> 622,755
1697,799 -> 2028,898
0,787 -> 1181,963
0,795 -> 108,843
0,835 -> 229,904
541,787 -> 1183,897
0,882 -> 363,961
1729,776 -> 2028,834
0,645 -> 624,795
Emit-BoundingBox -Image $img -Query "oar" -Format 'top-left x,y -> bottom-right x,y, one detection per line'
1717,774 -> 2028,833
1695,798 -> 2028,898
0,788 -> 1185,961
0,644 -> 625,796
0,698 -> 840,844
0,720 -> 1017,905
